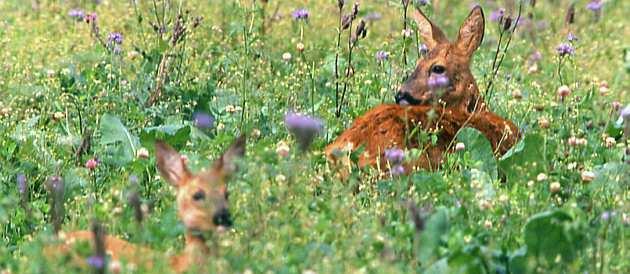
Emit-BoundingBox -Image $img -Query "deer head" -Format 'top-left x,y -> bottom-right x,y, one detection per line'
155,136 -> 246,233
395,6 -> 486,113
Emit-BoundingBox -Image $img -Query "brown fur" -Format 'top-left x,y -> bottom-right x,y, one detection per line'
49,136 -> 246,273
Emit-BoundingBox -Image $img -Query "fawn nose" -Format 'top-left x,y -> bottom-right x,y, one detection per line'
212,208 -> 232,227
395,90 -> 408,105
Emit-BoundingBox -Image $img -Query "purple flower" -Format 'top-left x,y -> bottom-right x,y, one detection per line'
68,9 -> 85,21
620,105 -> 630,121
193,112 -> 215,129
529,50 -> 542,63
17,174 -> 27,194
416,0 -> 430,6
107,32 -> 123,45
427,74 -> 449,90
284,112 -> 323,150
86,255 -> 105,269
556,43 -> 575,57
292,8 -> 309,21
586,0 -> 603,12
567,32 -> 578,42
384,148 -> 404,165
375,50 -> 389,62
489,8 -> 505,22
84,12 -> 97,24
391,165 -> 405,176
419,43 -> 429,56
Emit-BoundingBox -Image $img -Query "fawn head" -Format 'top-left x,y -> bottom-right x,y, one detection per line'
396,6 -> 485,113
155,136 -> 246,232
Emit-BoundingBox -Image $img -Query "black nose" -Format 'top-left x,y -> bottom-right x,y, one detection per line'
395,91 -> 423,105
212,208 -> 232,227
395,91 -> 406,104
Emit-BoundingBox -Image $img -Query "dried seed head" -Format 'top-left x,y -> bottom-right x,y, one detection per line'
565,3 -> 575,25
338,0 -> 345,9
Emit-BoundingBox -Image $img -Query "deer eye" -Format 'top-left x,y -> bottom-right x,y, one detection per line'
431,65 -> 446,74
192,190 -> 206,201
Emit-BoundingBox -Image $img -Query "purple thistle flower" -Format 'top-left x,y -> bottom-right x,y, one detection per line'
375,50 -> 389,62
68,9 -> 85,21
529,50 -> 542,63
586,0 -> 603,12
419,43 -> 429,56
292,8 -> 309,21
284,112 -> 324,150
427,74 -> 449,90
391,165 -> 405,176
489,8 -> 505,22
556,43 -> 575,57
107,32 -> 123,45
86,255 -> 105,269
84,12 -> 97,24
17,174 -> 27,194
567,32 -> 578,42
416,0 -> 430,6
193,112 -> 215,129
384,148 -> 405,165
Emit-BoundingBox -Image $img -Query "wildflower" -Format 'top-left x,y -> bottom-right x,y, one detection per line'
251,129 -> 261,139
536,173 -> 547,182
86,256 -> 105,269
620,105 -> 630,121
296,42 -> 305,52
375,50 -> 389,63
418,43 -> 429,56
604,137 -> 616,148
538,117 -> 550,129
511,89 -> 523,100
401,28 -> 413,38
581,170 -> 596,183
384,148 -> 404,165
586,0 -> 603,12
598,81 -> 609,95
568,136 -> 578,147
85,12 -> 97,24
275,174 -> 286,182
292,8 -> 309,21
68,9 -> 85,21
416,0 -> 430,6
483,220 -> 493,229
489,8 -> 505,22
107,32 -> 123,45
557,85 -> 571,99
85,158 -> 99,170
17,174 -> 27,194
556,43 -> 575,57
550,182 -> 561,193
53,111 -> 65,121
136,148 -> 149,159
109,261 -> 121,274
427,74 -> 449,90
391,165 -> 405,176
529,51 -> 543,63
455,142 -> 466,152
284,112 -> 324,150
282,52 -> 292,62
600,211 -> 614,222
567,32 -> 578,42
276,141 -> 290,158
193,112 -> 214,129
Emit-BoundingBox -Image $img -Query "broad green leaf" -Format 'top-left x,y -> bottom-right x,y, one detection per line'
499,133 -> 550,183
99,113 -> 139,166
457,128 -> 497,181
418,207 -> 449,263
523,210 -> 585,264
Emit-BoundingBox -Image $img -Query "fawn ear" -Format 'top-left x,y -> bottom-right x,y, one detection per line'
455,6 -> 485,57
413,8 -> 449,50
155,141 -> 191,187
213,135 -> 246,178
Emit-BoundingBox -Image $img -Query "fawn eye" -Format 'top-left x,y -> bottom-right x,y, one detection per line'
431,65 -> 446,74
192,190 -> 206,201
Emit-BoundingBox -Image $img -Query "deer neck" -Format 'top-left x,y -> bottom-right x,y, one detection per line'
170,230 -> 212,272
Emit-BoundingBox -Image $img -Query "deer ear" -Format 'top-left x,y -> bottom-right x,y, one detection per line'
413,8 -> 449,50
155,141 -> 191,187
455,6 -> 485,57
213,135 -> 246,178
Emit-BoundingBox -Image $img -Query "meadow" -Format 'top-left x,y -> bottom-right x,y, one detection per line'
0,0 -> 629,273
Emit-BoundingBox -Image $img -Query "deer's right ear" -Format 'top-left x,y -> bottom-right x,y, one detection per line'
155,141 -> 191,187
413,8 -> 448,50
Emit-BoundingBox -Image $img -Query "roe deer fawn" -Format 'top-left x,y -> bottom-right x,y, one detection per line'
52,136 -> 246,273
326,7 -> 519,173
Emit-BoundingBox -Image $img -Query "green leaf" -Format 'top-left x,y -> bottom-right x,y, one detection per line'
140,124 -> 193,151
99,114 -> 139,166
418,207 -> 449,263
499,133 -> 550,183
457,128 -> 497,181
508,246 -> 528,274
523,210 -> 585,264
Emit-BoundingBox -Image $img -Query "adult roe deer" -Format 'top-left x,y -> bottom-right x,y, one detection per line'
326,6 -> 520,173
51,136 -> 246,273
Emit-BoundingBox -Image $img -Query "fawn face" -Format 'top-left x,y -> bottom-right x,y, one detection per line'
155,136 -> 246,232
396,6 -> 485,113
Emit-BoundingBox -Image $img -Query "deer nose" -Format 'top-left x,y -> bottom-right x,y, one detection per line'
395,90 -> 408,105
212,208 -> 232,227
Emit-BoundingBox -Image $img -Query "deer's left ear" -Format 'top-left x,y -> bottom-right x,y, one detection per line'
213,135 -> 246,178
455,6 -> 485,57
